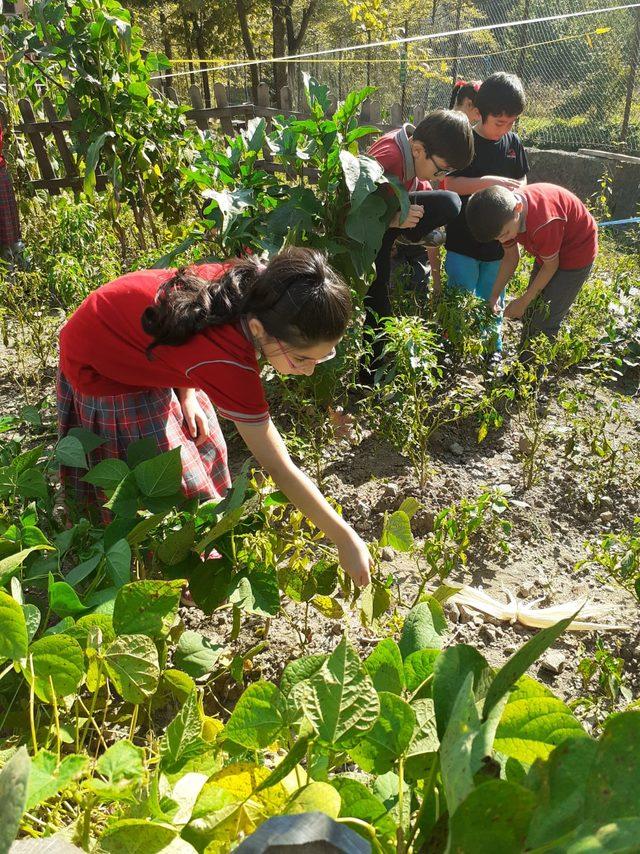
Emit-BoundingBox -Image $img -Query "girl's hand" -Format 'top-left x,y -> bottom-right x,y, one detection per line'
178,389 -> 210,447
337,531 -> 373,588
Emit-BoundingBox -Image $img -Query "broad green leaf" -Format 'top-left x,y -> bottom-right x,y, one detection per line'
105,539 -> 131,588
112,579 -> 183,638
55,436 -> 87,469
23,635 -> 84,703
64,550 -> 104,588
67,427 -> 107,453
403,648 -> 440,695
133,447 -> 182,498
104,634 -> 160,703
433,644 -> 491,739
174,631 -> 222,678
0,545 -> 53,587
287,782 -> 341,818
22,603 -> 41,643
372,770 -> 411,832
482,613 -> 578,720
82,458 -> 130,492
48,577 -> 86,619
188,556 -> 233,613
398,599 -> 447,659
449,780 -> 537,853
547,819 -> 640,852
331,776 -> 397,840
438,672 -> 479,815
348,691 -> 416,774
365,638 -> 405,695
280,654 -> 327,697
162,669 -> 197,705
85,586 -> 118,615
157,522 -> 196,566
495,676 -> 588,764
0,746 -> 30,853
104,472 -> 140,518
224,682 -> 288,749
43,617 -> 75,637
299,636 -> 379,748
66,613 -> 115,650
583,711 -> 640,825
405,698 -> 439,779
399,497 -> 421,518
126,437 -> 160,469
526,737 -> 598,847
381,510 -> 413,552
97,819 -> 197,853
26,751 -> 88,810
13,445 -> 44,476
96,739 -> 144,785
228,571 -> 280,617
0,588 -> 28,661
309,594 -> 343,619
16,469 -> 48,500
160,690 -> 204,773
126,513 -> 167,546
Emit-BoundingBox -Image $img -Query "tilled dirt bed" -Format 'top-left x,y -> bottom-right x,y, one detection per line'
184,371 -> 640,726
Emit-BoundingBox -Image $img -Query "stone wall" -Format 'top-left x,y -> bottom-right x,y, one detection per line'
525,147 -> 640,219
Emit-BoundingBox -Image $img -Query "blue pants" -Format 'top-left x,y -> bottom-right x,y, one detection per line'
444,251 -> 504,352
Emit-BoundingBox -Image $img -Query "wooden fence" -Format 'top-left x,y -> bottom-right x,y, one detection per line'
8,81 -> 426,195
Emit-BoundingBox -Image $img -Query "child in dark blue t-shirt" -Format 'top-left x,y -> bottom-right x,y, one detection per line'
443,73 -> 529,353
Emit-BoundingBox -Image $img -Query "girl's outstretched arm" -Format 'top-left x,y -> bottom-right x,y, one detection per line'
235,418 -> 372,587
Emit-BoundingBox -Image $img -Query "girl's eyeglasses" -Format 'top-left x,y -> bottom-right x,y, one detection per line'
275,339 -> 337,371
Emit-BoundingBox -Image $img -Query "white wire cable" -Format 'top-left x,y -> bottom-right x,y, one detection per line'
151,1 -> 640,81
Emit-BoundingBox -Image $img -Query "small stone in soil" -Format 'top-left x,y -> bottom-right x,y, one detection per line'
450,441 -> 464,456
540,650 -> 566,675
600,511 -> 614,523
503,644 -> 517,655
380,546 -> 395,562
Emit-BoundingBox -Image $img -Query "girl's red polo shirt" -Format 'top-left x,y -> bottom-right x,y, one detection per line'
59,264 -> 269,424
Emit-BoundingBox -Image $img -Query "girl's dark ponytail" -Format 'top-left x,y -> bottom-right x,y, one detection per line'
142,247 -> 351,356
449,79 -> 481,110
142,257 -> 263,356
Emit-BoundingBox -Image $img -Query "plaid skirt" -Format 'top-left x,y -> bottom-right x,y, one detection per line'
0,166 -> 21,247
57,371 -> 232,513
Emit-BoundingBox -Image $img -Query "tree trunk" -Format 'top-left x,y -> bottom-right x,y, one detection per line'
181,13 -> 196,87
271,0 -> 288,101
158,9 -> 173,94
450,0 -> 463,84
236,0 -> 260,100
621,8 -> 640,141
193,15 -> 211,108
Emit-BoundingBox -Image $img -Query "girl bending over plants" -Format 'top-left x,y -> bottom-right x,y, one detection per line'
57,247 -> 371,586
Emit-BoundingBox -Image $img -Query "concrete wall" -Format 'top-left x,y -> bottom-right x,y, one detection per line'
525,147 -> 640,219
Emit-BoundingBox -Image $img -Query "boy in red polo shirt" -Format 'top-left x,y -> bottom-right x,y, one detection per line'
362,110 -> 473,381
465,182 -> 598,345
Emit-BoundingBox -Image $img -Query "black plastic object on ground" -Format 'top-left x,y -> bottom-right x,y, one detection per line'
235,812 -> 372,853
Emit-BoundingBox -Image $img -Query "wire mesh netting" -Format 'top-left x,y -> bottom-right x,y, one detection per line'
308,0 -> 640,153
179,0 -> 640,155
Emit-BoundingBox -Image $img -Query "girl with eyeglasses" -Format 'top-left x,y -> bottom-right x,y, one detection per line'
58,247 -> 372,587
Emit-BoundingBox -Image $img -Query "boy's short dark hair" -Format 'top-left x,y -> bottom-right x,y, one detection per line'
465,186 -> 518,242
412,109 -> 474,171
475,72 -> 526,122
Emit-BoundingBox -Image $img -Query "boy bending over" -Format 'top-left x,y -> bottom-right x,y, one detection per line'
465,182 -> 598,346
